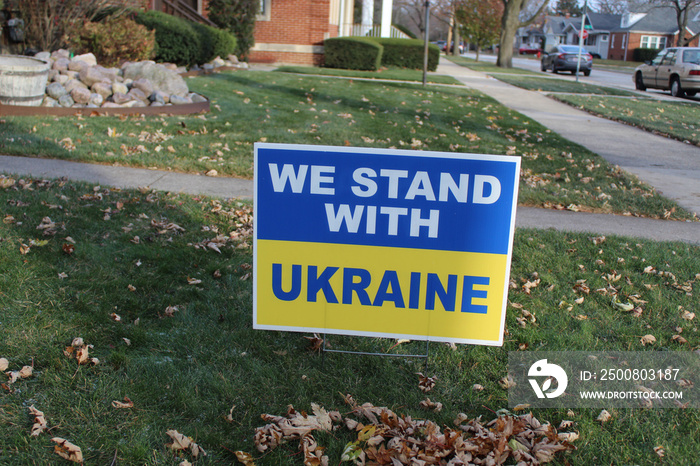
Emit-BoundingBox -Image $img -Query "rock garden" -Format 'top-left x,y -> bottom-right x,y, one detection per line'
36,50 -> 245,110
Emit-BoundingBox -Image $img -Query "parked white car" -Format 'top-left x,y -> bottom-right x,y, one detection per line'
633,47 -> 700,97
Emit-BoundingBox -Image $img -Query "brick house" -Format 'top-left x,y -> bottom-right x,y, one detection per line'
146,0 -> 400,65
608,6 -> 700,61
249,0 -> 352,65
250,0 -> 401,65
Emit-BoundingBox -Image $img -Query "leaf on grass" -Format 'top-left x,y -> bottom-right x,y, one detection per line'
51,438 -> 83,464
235,450 -> 256,465
557,432 -> 579,442
640,334 -> 656,346
499,376 -> 516,389
187,277 -> 202,285
111,397 -> 134,409
558,420 -> 574,429
0,358 -> 8,372
612,296 -> 634,312
672,335 -> 688,344
226,404 -> 236,423
166,429 -> 207,457
416,372 -> 437,393
29,405 -> 48,436
681,310 -> 695,321
419,398 -> 442,412
304,334 -> 325,353
472,384 -> 485,391
596,409 -> 612,422
163,306 -> 179,317
654,446 -> 665,458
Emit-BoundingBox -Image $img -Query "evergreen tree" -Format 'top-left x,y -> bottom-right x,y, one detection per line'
555,0 -> 583,16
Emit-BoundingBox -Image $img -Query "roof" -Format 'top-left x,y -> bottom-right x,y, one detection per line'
587,12 -> 621,31
617,6 -> 700,35
544,15 -> 581,35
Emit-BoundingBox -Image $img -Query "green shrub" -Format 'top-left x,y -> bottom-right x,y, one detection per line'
633,48 -> 661,63
135,10 -> 200,66
64,16 -> 155,67
369,38 -> 439,71
208,26 -> 238,60
323,37 -> 383,71
208,0 -> 257,59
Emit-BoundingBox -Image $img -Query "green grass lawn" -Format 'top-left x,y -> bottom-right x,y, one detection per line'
490,75 -> 638,96
275,65 -> 462,85
0,175 -> 698,464
552,94 -> 700,146
447,56 -> 539,75
0,70 -> 691,220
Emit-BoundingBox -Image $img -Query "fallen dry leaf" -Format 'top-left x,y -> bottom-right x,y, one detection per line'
29,405 -> 48,437
640,334 -> 656,346
416,372 -> 437,393
596,409 -> 612,423
112,397 -> 134,409
235,450 -> 256,465
0,358 -> 8,372
166,429 -> 207,458
51,437 -> 83,463
163,306 -> 179,317
419,398 -> 443,412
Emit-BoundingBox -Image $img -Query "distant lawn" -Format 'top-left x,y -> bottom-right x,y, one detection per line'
447,56 -> 539,75
276,65 -> 462,85
492,75 -> 638,96
552,94 -> 700,146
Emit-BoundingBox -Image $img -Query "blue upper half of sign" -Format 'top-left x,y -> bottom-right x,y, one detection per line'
255,144 -> 520,255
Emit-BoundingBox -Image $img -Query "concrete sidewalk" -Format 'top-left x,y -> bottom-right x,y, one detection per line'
436,60 -> 700,216
2,154 -> 699,245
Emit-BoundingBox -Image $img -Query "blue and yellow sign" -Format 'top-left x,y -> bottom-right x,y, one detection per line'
254,143 -> 520,346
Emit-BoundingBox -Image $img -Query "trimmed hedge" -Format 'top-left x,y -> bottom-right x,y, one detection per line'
135,11 -> 200,66
324,37 -> 383,71
369,38 -> 439,71
193,23 -> 238,62
633,47 -> 661,63
135,11 -> 237,66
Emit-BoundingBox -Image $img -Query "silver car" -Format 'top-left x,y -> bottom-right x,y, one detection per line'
633,47 -> 700,97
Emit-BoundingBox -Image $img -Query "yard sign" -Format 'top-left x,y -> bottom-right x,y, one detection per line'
253,143 -> 520,346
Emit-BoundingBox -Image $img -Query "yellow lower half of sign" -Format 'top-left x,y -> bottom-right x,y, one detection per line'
255,240 -> 509,345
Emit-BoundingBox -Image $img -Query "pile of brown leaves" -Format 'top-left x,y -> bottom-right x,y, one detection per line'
248,394 -> 576,465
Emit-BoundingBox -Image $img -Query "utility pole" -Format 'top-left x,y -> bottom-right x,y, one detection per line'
422,0 -> 431,86
575,0 -> 588,82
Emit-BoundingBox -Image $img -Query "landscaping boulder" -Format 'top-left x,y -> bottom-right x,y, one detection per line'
122,61 -> 188,97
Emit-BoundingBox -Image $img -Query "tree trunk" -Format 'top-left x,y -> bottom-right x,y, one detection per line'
476,46 -> 480,61
452,21 -> 461,56
496,0 -> 523,68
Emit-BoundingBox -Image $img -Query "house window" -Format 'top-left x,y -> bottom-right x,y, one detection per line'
601,34 -> 609,42
640,36 -> 666,49
258,0 -> 271,21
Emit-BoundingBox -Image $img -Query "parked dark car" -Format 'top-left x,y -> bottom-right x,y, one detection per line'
540,45 -> 593,76
633,47 -> 700,97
